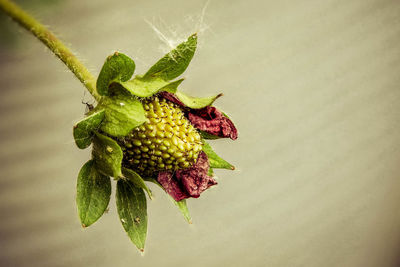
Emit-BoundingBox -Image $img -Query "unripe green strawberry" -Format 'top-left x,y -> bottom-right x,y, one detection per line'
118,96 -> 203,176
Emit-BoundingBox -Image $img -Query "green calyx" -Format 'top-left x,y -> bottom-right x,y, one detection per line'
118,96 -> 203,176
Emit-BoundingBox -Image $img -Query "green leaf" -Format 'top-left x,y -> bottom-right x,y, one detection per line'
117,76 -> 184,97
143,34 -> 197,81
175,91 -> 222,109
122,168 -> 153,199
97,52 -> 135,96
116,179 -> 147,251
202,140 -> 234,170
161,79 -> 185,93
208,167 -> 214,176
97,94 -> 146,137
145,178 -> 192,223
76,160 -> 111,227
92,132 -> 123,177
73,110 -> 105,149
172,199 -> 192,224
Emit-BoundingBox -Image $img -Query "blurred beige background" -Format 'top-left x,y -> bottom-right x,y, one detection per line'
1,0 -> 400,266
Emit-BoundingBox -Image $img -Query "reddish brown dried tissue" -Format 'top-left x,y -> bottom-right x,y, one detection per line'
188,106 -> 238,140
157,152 -> 217,201
157,172 -> 190,201
159,92 -> 238,140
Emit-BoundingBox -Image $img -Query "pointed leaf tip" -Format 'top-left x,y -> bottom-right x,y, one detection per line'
145,178 -> 192,223
116,179 -> 148,251
144,34 -> 198,81
174,199 -> 192,224
202,140 -> 235,170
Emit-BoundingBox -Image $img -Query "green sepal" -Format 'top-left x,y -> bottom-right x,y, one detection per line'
202,140 -> 234,170
173,199 -> 191,224
76,160 -> 111,227
199,130 -> 221,140
161,79 -> 185,93
116,179 -> 148,252
122,167 -> 153,199
208,167 -> 214,176
143,34 -> 197,81
96,94 -> 146,137
117,76 -> 184,97
175,91 -> 222,109
92,132 -> 123,177
73,110 -> 105,149
97,52 -> 135,96
145,178 -> 191,223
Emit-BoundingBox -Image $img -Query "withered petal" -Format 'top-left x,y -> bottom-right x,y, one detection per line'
157,152 -> 217,201
157,171 -> 190,201
159,92 -> 238,140
188,106 -> 238,140
176,152 -> 217,198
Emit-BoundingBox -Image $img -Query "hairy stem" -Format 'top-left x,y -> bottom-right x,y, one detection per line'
0,0 -> 101,101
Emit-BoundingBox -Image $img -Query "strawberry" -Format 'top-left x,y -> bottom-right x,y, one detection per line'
118,96 -> 202,176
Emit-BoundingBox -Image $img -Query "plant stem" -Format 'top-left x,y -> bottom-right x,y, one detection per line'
0,0 -> 101,102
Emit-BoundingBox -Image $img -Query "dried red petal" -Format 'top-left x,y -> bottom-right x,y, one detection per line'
188,106 -> 238,140
157,152 -> 217,201
159,92 -> 238,140
176,152 -> 217,198
157,171 -> 190,201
